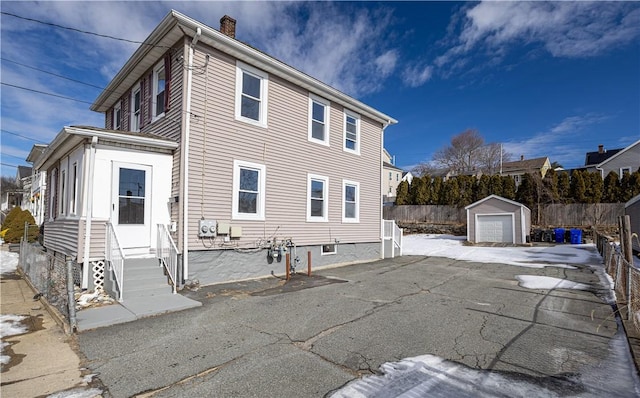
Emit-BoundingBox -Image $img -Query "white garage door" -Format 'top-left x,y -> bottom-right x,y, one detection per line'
477,214 -> 513,243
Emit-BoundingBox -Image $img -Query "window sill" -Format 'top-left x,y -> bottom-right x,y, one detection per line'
308,137 -> 330,147
235,116 -> 267,129
343,148 -> 360,156
306,217 -> 328,223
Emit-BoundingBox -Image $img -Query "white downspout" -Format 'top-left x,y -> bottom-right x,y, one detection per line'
380,120 -> 391,259
82,136 -> 98,289
182,27 -> 201,280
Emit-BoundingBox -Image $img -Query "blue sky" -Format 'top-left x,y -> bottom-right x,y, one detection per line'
1,1 -> 639,178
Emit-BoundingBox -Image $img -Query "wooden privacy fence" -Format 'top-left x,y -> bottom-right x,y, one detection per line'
384,203 -> 624,227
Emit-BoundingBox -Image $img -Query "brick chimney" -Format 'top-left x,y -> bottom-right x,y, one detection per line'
220,15 -> 236,39
598,144 -> 604,154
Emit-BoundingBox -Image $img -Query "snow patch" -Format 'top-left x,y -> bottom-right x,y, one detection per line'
516,275 -> 591,291
0,250 -> 19,274
0,314 -> 28,337
46,388 -> 103,398
403,234 -> 606,269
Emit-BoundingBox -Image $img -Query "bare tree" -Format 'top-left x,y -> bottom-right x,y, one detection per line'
429,129 -> 511,174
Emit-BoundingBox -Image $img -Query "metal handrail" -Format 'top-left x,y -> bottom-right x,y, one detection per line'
157,224 -> 179,294
106,222 -> 125,301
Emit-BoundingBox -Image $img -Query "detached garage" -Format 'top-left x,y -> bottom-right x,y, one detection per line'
466,195 -> 531,244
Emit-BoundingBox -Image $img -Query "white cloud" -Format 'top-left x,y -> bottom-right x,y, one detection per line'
405,1 -> 640,88
502,114 -> 609,167
401,63 -> 434,87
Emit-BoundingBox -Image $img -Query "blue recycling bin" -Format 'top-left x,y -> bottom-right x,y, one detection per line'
554,228 -> 565,243
570,228 -> 582,244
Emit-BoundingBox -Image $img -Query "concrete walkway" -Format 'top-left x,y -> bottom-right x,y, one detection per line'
76,293 -> 202,331
0,271 -> 96,397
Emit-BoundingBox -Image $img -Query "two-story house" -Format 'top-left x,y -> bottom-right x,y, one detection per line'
25,144 -> 47,225
382,149 -> 404,203
34,11 -> 397,298
583,141 -> 640,178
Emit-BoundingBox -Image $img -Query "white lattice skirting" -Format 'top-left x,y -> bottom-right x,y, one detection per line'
92,260 -> 105,289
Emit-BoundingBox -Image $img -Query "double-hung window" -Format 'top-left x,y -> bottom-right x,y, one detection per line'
152,62 -> 166,120
113,101 -> 122,130
131,83 -> 141,132
342,180 -> 359,223
235,62 -> 268,127
343,110 -> 360,154
70,162 -> 78,215
308,94 -> 330,145
232,160 -> 266,220
307,174 -> 328,222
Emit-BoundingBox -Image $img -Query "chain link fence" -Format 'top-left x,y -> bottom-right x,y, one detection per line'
19,239 -> 77,329
595,231 -> 640,332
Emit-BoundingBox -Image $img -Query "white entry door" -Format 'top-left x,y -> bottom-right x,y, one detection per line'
111,162 -> 152,249
476,214 -> 513,243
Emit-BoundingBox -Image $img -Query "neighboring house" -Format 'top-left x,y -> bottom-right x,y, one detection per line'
26,144 -> 47,225
501,156 -> 551,187
383,149 -> 404,203
36,11 -> 397,296
401,171 -> 413,184
16,166 -> 32,210
584,140 -> 640,179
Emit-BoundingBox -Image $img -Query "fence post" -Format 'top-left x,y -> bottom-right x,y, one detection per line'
66,257 -> 77,333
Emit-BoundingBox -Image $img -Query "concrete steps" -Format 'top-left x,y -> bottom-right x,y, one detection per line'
121,258 -> 173,299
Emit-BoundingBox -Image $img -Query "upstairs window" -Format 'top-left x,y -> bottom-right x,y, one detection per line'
152,62 -> 166,120
113,101 -> 122,130
232,160 -> 266,220
235,62 -> 268,127
344,110 -> 360,155
309,94 -> 330,145
131,83 -> 141,132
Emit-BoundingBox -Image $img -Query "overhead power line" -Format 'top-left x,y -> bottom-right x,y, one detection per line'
1,130 -> 48,144
1,82 -> 94,105
0,11 -> 171,49
1,57 -> 105,90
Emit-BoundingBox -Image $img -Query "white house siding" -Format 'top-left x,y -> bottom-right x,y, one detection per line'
92,145 -> 174,247
626,195 -> 640,254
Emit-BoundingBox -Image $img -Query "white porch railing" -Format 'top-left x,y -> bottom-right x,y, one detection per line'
106,222 -> 125,301
383,219 -> 403,258
157,224 -> 179,294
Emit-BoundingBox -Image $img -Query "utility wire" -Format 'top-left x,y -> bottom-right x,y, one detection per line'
1,82 -> 94,105
1,57 -> 105,90
0,11 -> 171,49
1,130 -> 48,144
1,153 -> 29,161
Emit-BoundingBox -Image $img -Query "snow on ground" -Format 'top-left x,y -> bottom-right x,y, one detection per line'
45,388 -> 103,398
1,314 -> 27,365
516,275 -> 591,291
0,250 -> 19,274
331,235 -> 640,397
403,234 -> 601,269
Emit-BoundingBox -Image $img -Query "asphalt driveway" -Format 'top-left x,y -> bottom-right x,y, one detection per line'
77,245 -> 639,397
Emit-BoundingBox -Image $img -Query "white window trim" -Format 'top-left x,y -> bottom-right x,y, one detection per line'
131,82 -> 141,132
307,173 -> 329,222
59,168 -> 67,216
232,160 -> 266,221
343,109 -> 360,155
308,93 -> 330,146
70,162 -> 78,216
321,244 -> 337,255
49,168 -> 57,221
342,179 -> 359,223
113,101 -> 122,130
235,61 -> 268,128
620,167 -> 632,178
152,62 -> 166,121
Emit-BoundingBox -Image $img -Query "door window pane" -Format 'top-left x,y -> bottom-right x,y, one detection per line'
118,168 -> 145,224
